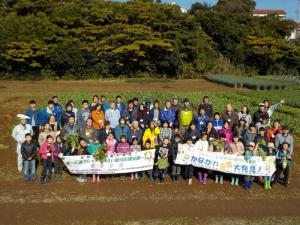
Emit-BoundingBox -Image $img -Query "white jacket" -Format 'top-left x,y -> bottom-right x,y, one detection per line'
12,124 -> 33,144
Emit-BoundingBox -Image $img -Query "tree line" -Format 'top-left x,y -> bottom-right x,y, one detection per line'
0,0 -> 299,79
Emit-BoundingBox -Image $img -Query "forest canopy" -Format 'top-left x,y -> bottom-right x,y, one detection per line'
0,0 -> 299,79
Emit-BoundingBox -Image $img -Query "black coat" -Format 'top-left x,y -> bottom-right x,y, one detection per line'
21,141 -> 37,160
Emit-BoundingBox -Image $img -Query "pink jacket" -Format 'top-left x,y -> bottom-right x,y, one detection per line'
39,142 -> 55,161
106,139 -> 116,154
219,128 -> 233,144
117,143 -> 130,154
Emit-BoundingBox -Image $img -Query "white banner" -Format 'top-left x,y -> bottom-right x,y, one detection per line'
62,149 -> 155,174
175,144 -> 276,177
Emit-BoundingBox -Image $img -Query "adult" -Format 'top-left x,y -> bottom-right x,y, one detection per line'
38,123 -> 56,147
267,120 -> 282,143
275,125 -> 294,154
114,117 -> 130,142
150,100 -> 161,123
243,123 -> 257,147
25,100 -> 42,142
264,99 -> 285,126
12,114 -> 33,172
137,104 -> 147,128
105,102 -> 120,129
132,97 -> 140,111
142,121 -> 160,148
48,115 -> 60,133
91,103 -> 105,130
205,121 -> 219,140
179,98 -> 193,133
183,121 -> 200,144
238,105 -> 251,128
100,95 -> 109,112
160,101 -> 175,128
253,103 -> 268,125
123,100 -> 138,125
68,100 -> 78,122
62,103 -> 75,127
221,104 -> 238,131
115,95 -> 126,116
77,100 -> 91,128
41,100 -> 55,126
198,96 -> 213,119
194,108 -> 210,133
80,118 -> 98,143
62,116 -> 80,137
52,96 -> 63,125
127,120 -> 143,144
89,95 -> 99,112
172,96 -> 180,123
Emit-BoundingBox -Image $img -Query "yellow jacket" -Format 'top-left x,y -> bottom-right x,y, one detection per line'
142,127 -> 160,148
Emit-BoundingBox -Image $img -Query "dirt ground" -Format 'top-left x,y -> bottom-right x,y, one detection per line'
0,80 -> 299,225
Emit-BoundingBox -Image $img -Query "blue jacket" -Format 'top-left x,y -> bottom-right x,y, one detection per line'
212,119 -> 224,131
25,108 -> 42,127
53,103 -> 63,125
41,108 -> 55,126
160,107 -> 175,125
101,102 -> 109,112
194,114 -> 210,132
127,128 -> 143,144
114,124 -> 130,142
115,103 -> 126,116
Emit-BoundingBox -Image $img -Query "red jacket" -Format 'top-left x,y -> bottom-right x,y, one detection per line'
39,142 -> 55,161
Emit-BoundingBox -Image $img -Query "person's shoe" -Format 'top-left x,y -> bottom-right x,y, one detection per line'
215,175 -> 219,184
231,177 -> 235,186
198,172 -> 203,184
268,180 -> 271,189
188,179 -> 192,186
160,178 -> 165,184
176,175 -> 180,182
40,177 -> 45,184
76,177 -> 82,182
24,179 -> 29,182
97,176 -> 100,182
235,178 -> 239,186
220,176 -> 223,184
135,174 -> 139,180
203,174 -> 207,185
172,176 -> 176,183
46,176 -> 51,183
264,182 -> 268,190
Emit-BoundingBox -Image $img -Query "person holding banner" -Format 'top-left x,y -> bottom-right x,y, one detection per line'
184,137 -> 195,185
244,142 -> 258,192
229,135 -> 245,186
195,132 -> 210,185
154,138 -> 171,184
140,140 -> 154,182
170,133 -> 182,182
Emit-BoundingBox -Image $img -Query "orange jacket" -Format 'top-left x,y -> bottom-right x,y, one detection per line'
91,110 -> 105,130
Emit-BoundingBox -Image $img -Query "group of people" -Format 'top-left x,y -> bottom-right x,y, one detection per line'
11,95 -> 294,191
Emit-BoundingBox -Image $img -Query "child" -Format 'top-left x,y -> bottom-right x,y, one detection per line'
140,140 -> 153,182
212,112 -> 223,132
117,135 -> 130,154
87,141 -> 102,183
195,132 -> 209,185
129,137 -> 141,180
53,135 -> 65,182
237,118 -> 247,139
171,134 -> 181,182
154,138 -> 171,183
21,134 -> 37,182
244,142 -> 258,192
106,132 -> 116,154
184,137 -> 195,185
159,121 -> 172,143
218,121 -> 233,145
210,133 -> 227,184
264,142 -> 275,189
273,142 -> 291,187
39,135 -> 55,184
117,135 -> 130,179
77,139 -> 88,183
229,135 -> 245,186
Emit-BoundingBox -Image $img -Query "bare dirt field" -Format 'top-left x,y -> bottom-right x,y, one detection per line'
0,80 -> 299,225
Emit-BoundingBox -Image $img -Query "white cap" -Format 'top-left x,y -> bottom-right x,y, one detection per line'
17,114 -> 30,120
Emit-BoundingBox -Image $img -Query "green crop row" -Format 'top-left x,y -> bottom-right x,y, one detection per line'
204,75 -> 288,90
